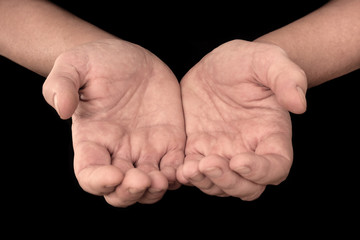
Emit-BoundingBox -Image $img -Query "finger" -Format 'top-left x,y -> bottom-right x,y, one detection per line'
104,168 -> 151,208
42,53 -> 85,119
230,133 -> 293,185
230,153 -> 292,186
273,68 -> 307,114
73,141 -> 124,195
179,154 -> 228,196
177,154 -> 202,183
199,155 -> 265,200
180,154 -> 214,190
261,51 -> 308,114
76,165 -> 125,196
135,160 -> 169,205
176,165 -> 191,185
160,149 -> 185,190
139,170 -> 168,204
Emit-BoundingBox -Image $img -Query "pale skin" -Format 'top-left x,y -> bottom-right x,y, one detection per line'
44,40 -> 186,207
0,0 -> 186,207
176,0 -> 360,198
176,40 -> 306,199
1,0 -> 360,206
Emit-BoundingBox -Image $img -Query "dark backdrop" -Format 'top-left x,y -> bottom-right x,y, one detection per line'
2,0 -> 358,236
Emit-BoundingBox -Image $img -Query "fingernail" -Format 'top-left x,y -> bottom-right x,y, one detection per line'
53,94 -> 59,112
235,166 -> 251,175
296,86 -> 307,110
190,172 -> 205,181
53,94 -> 63,118
148,188 -> 163,193
128,187 -> 144,194
204,167 -> 223,177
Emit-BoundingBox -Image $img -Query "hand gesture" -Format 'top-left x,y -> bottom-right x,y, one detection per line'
43,39 -> 186,207
177,40 -> 307,200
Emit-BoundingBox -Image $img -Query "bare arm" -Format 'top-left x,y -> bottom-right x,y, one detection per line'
255,0 -> 360,87
0,0 -> 186,208
0,0 -> 115,76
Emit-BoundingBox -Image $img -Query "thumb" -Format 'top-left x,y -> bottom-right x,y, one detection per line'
42,55 -> 84,119
265,53 -> 308,114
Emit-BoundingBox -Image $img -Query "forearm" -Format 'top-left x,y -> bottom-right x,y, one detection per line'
255,0 -> 360,87
0,0 -> 116,76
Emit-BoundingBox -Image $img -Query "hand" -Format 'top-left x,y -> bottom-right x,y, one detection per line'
43,39 -> 185,207
177,40 -> 307,200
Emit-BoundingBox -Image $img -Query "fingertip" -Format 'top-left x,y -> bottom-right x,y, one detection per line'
181,159 -> 202,181
102,168 -> 152,208
176,165 -> 191,185
76,165 -> 125,195
43,80 -> 80,119
161,166 -> 181,190
43,54 -> 83,119
276,87 -> 307,115
148,170 -> 169,191
241,185 -> 266,201
230,152 -> 291,185
295,86 -> 307,114
139,171 -> 169,204
269,58 -> 308,114
125,168 -> 152,190
160,150 -> 185,187
54,91 -> 79,119
198,154 -> 228,174
229,153 -> 257,176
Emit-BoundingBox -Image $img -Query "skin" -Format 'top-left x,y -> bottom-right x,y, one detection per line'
43,39 -> 186,207
1,0 -> 360,206
1,1 -> 186,207
177,0 -> 360,200
256,0 -> 360,86
177,40 -> 306,200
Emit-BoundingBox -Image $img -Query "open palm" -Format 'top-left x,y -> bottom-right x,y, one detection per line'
43,39 -> 185,207
177,40 -> 307,200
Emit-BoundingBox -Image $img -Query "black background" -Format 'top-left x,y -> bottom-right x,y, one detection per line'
2,0 -> 359,236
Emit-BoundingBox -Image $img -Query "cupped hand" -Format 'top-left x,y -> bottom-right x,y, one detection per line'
43,39 -> 186,207
177,40 -> 307,200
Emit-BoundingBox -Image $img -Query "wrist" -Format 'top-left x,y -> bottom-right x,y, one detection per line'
253,36 -> 294,62
253,36 -> 312,88
0,0 -> 118,77
40,27 -> 118,76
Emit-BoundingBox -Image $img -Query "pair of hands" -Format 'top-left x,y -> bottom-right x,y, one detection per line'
42,39 -> 307,207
